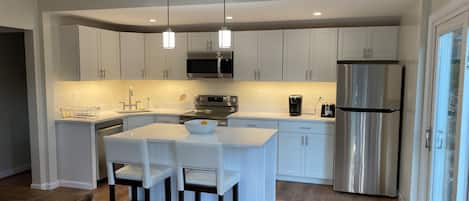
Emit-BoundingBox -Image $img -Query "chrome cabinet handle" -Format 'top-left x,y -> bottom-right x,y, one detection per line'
305,135 -> 308,146
300,127 -> 312,130
369,48 -> 373,58
305,70 -> 308,80
301,136 -> 305,146
247,124 -> 257,128
141,69 -> 145,79
309,70 -> 312,81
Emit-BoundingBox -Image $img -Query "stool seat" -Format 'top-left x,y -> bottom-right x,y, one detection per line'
116,165 -> 173,185
185,169 -> 239,194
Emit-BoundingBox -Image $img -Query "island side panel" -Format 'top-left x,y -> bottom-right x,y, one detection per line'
56,122 -> 96,189
265,134 -> 278,201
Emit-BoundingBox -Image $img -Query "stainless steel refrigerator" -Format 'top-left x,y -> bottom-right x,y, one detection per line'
334,61 -> 404,197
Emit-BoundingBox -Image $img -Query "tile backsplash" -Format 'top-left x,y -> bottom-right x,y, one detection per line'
55,80 -> 336,116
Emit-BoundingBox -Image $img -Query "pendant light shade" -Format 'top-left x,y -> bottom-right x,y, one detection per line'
219,0 -> 231,49
163,28 -> 175,49
163,0 -> 175,49
219,27 -> 231,49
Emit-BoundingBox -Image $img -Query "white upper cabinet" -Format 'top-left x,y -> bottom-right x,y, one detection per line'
166,33 -> 188,80
120,32 -> 146,80
283,29 -> 310,81
234,31 -> 259,81
188,32 -> 233,52
145,33 -> 188,80
283,29 -> 337,82
145,33 -> 167,80
310,28 -> 338,82
368,27 -> 399,60
99,29 -> 121,80
233,30 -> 283,81
338,26 -> 399,60
259,30 -> 283,81
60,25 -> 121,81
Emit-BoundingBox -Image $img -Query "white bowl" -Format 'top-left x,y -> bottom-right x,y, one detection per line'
184,119 -> 217,134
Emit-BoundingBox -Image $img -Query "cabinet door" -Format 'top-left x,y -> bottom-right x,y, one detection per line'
304,133 -> 335,180
99,29 -> 121,80
145,33 -> 167,79
310,28 -> 337,82
278,133 -> 304,177
166,33 -> 188,80
338,28 -> 368,60
120,32 -> 145,80
283,29 -> 310,81
369,26 -> 399,60
259,30 -> 283,81
188,32 -> 211,52
125,116 -> 155,130
233,31 -> 258,81
78,26 -> 100,81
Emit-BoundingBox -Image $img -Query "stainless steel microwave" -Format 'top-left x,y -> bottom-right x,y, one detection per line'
186,51 -> 233,79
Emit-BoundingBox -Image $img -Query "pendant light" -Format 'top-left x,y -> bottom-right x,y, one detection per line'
218,0 -> 231,49
163,0 -> 175,49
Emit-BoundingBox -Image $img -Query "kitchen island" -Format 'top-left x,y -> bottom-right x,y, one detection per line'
100,123 -> 277,201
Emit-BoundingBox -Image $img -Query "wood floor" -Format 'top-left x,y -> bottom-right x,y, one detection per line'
0,172 -> 397,201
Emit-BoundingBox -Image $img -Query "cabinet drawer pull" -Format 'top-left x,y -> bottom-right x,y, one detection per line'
247,124 -> 257,128
299,127 -> 312,130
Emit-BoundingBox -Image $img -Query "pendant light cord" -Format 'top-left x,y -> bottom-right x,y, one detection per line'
223,0 -> 226,26
167,0 -> 170,28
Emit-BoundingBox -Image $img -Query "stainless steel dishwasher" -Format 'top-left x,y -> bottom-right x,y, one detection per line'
95,119 -> 123,181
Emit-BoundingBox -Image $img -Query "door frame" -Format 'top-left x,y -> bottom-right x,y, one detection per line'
419,1 -> 469,201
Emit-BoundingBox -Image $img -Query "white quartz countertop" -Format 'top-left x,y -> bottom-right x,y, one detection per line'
228,112 -> 335,122
108,123 -> 277,148
55,108 -> 187,124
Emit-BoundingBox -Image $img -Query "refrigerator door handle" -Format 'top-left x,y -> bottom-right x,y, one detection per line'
425,128 -> 432,150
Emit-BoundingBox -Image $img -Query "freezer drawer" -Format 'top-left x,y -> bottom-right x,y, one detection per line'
336,63 -> 403,110
334,109 -> 400,197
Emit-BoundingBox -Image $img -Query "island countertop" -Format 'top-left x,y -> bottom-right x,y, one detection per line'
108,123 -> 278,148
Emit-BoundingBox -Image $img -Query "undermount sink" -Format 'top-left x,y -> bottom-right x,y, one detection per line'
116,110 -> 151,114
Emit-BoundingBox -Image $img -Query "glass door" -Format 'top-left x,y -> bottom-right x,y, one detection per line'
428,14 -> 469,201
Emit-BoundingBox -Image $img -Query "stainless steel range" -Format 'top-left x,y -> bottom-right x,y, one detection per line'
179,95 -> 238,127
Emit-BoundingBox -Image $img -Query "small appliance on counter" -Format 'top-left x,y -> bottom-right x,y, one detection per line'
289,95 -> 302,116
321,104 -> 336,118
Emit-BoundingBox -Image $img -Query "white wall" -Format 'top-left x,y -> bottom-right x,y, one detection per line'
54,80 -> 336,115
0,0 -> 50,189
0,33 -> 31,179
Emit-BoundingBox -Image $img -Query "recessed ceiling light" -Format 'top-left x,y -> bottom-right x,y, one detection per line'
226,16 -> 233,20
149,19 -> 157,23
313,12 -> 322,16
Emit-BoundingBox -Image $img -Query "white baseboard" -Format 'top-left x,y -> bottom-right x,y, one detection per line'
30,180 -> 60,190
0,164 -> 30,179
59,180 -> 94,190
276,175 -> 333,185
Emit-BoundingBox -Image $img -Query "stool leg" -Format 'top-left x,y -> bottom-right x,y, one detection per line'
131,185 -> 138,201
195,192 -> 201,201
178,191 -> 184,201
218,195 -> 224,201
233,184 -> 238,201
165,177 -> 171,201
109,185 -> 116,201
144,188 -> 150,201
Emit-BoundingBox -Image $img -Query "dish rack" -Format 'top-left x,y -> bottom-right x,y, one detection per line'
60,106 -> 100,119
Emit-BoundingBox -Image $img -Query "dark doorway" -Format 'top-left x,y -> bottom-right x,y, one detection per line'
0,30 -> 31,184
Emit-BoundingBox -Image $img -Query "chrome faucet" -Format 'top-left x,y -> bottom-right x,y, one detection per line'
120,87 -> 140,111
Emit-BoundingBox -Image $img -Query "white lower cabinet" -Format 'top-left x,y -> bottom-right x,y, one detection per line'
124,115 -> 155,130
303,133 -> 335,180
278,132 -> 304,177
155,115 -> 180,124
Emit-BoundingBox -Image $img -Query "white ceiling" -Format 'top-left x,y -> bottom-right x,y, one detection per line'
58,0 -> 415,27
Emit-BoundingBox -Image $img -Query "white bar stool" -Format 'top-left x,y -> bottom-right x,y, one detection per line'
104,137 -> 173,201
175,141 -> 240,201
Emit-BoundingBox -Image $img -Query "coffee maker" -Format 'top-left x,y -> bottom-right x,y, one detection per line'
289,95 -> 302,116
